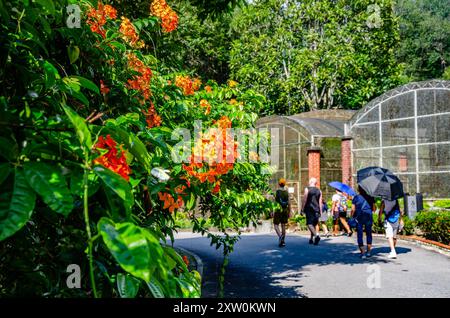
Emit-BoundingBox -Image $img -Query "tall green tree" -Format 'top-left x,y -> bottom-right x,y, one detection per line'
230,0 -> 402,115
395,0 -> 450,81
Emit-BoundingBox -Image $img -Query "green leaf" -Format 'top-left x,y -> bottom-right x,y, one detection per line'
0,137 -> 19,161
0,169 -> 36,241
116,273 -> 141,298
109,41 -> 126,51
23,162 -> 74,217
61,104 -> 93,150
103,186 -> 123,221
70,171 -> 100,197
94,165 -> 134,216
186,192 -> 196,210
71,76 -> 100,95
43,61 -> 59,89
35,0 -> 55,15
163,246 -> 188,272
70,90 -> 90,106
67,45 -> 80,64
147,279 -> 165,298
0,163 -> 11,185
98,217 -> 163,282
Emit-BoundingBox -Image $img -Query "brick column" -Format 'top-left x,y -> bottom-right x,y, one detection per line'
341,136 -> 353,187
307,147 -> 322,187
399,153 -> 408,172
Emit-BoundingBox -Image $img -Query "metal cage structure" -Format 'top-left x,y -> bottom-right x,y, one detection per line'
348,80 -> 450,198
256,110 -> 355,210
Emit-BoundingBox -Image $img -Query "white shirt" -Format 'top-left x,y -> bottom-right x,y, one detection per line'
332,194 -> 341,202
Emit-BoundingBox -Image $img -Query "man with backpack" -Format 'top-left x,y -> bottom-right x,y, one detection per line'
379,199 -> 403,259
274,178 -> 291,247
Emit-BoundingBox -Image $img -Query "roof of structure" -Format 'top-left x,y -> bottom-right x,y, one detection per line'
349,80 -> 450,127
256,109 -> 355,138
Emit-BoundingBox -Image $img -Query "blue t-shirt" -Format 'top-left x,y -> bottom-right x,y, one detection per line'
352,195 -> 373,222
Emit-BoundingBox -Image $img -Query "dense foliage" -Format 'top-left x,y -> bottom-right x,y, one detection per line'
229,0 -> 403,114
415,210 -> 450,245
395,0 -> 450,81
0,0 -> 274,297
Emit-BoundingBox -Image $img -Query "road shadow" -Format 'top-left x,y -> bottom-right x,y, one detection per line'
174,234 -> 413,298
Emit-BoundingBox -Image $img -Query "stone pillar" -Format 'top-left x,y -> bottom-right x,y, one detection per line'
307,147 -> 322,187
341,136 -> 353,187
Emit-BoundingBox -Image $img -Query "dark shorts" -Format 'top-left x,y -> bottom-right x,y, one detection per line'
334,211 -> 347,220
274,209 -> 289,225
306,211 -> 319,226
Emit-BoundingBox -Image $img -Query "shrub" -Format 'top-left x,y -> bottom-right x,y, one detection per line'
433,199 -> 450,209
415,210 -> 450,245
290,214 -> 308,231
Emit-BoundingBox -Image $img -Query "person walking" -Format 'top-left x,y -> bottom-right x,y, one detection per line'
331,190 -> 352,236
301,178 -> 323,245
379,198 -> 402,259
360,187 -> 377,213
317,200 -> 331,237
274,178 -> 290,247
347,186 -> 374,259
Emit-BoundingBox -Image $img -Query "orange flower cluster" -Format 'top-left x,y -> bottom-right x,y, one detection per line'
127,53 -> 152,102
174,75 -> 201,96
119,17 -> 145,48
182,255 -> 190,267
200,99 -> 211,115
86,2 -> 117,38
100,80 -> 110,95
204,85 -> 212,93
93,135 -> 131,181
150,0 -> 179,33
143,102 -> 162,128
158,185 -> 186,213
182,116 -> 238,193
192,78 -> 202,91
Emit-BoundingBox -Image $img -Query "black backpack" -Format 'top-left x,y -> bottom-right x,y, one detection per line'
277,189 -> 289,209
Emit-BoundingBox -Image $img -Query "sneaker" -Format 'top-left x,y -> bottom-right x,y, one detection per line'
314,236 -> 321,245
388,252 -> 397,259
348,231 -> 353,237
360,253 -> 367,259
325,232 -> 331,238
366,251 -> 372,258
280,235 -> 286,247
309,239 -> 314,245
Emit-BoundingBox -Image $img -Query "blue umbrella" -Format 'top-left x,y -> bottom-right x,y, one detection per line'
328,181 -> 356,197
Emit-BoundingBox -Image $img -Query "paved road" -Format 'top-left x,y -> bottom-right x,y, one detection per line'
174,232 -> 450,298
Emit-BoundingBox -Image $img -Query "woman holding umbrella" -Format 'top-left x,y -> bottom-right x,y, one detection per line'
329,182 -> 373,258
357,166 -> 405,259
331,190 -> 352,236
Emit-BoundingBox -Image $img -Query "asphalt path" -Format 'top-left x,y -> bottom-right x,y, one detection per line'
174,232 -> 450,298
